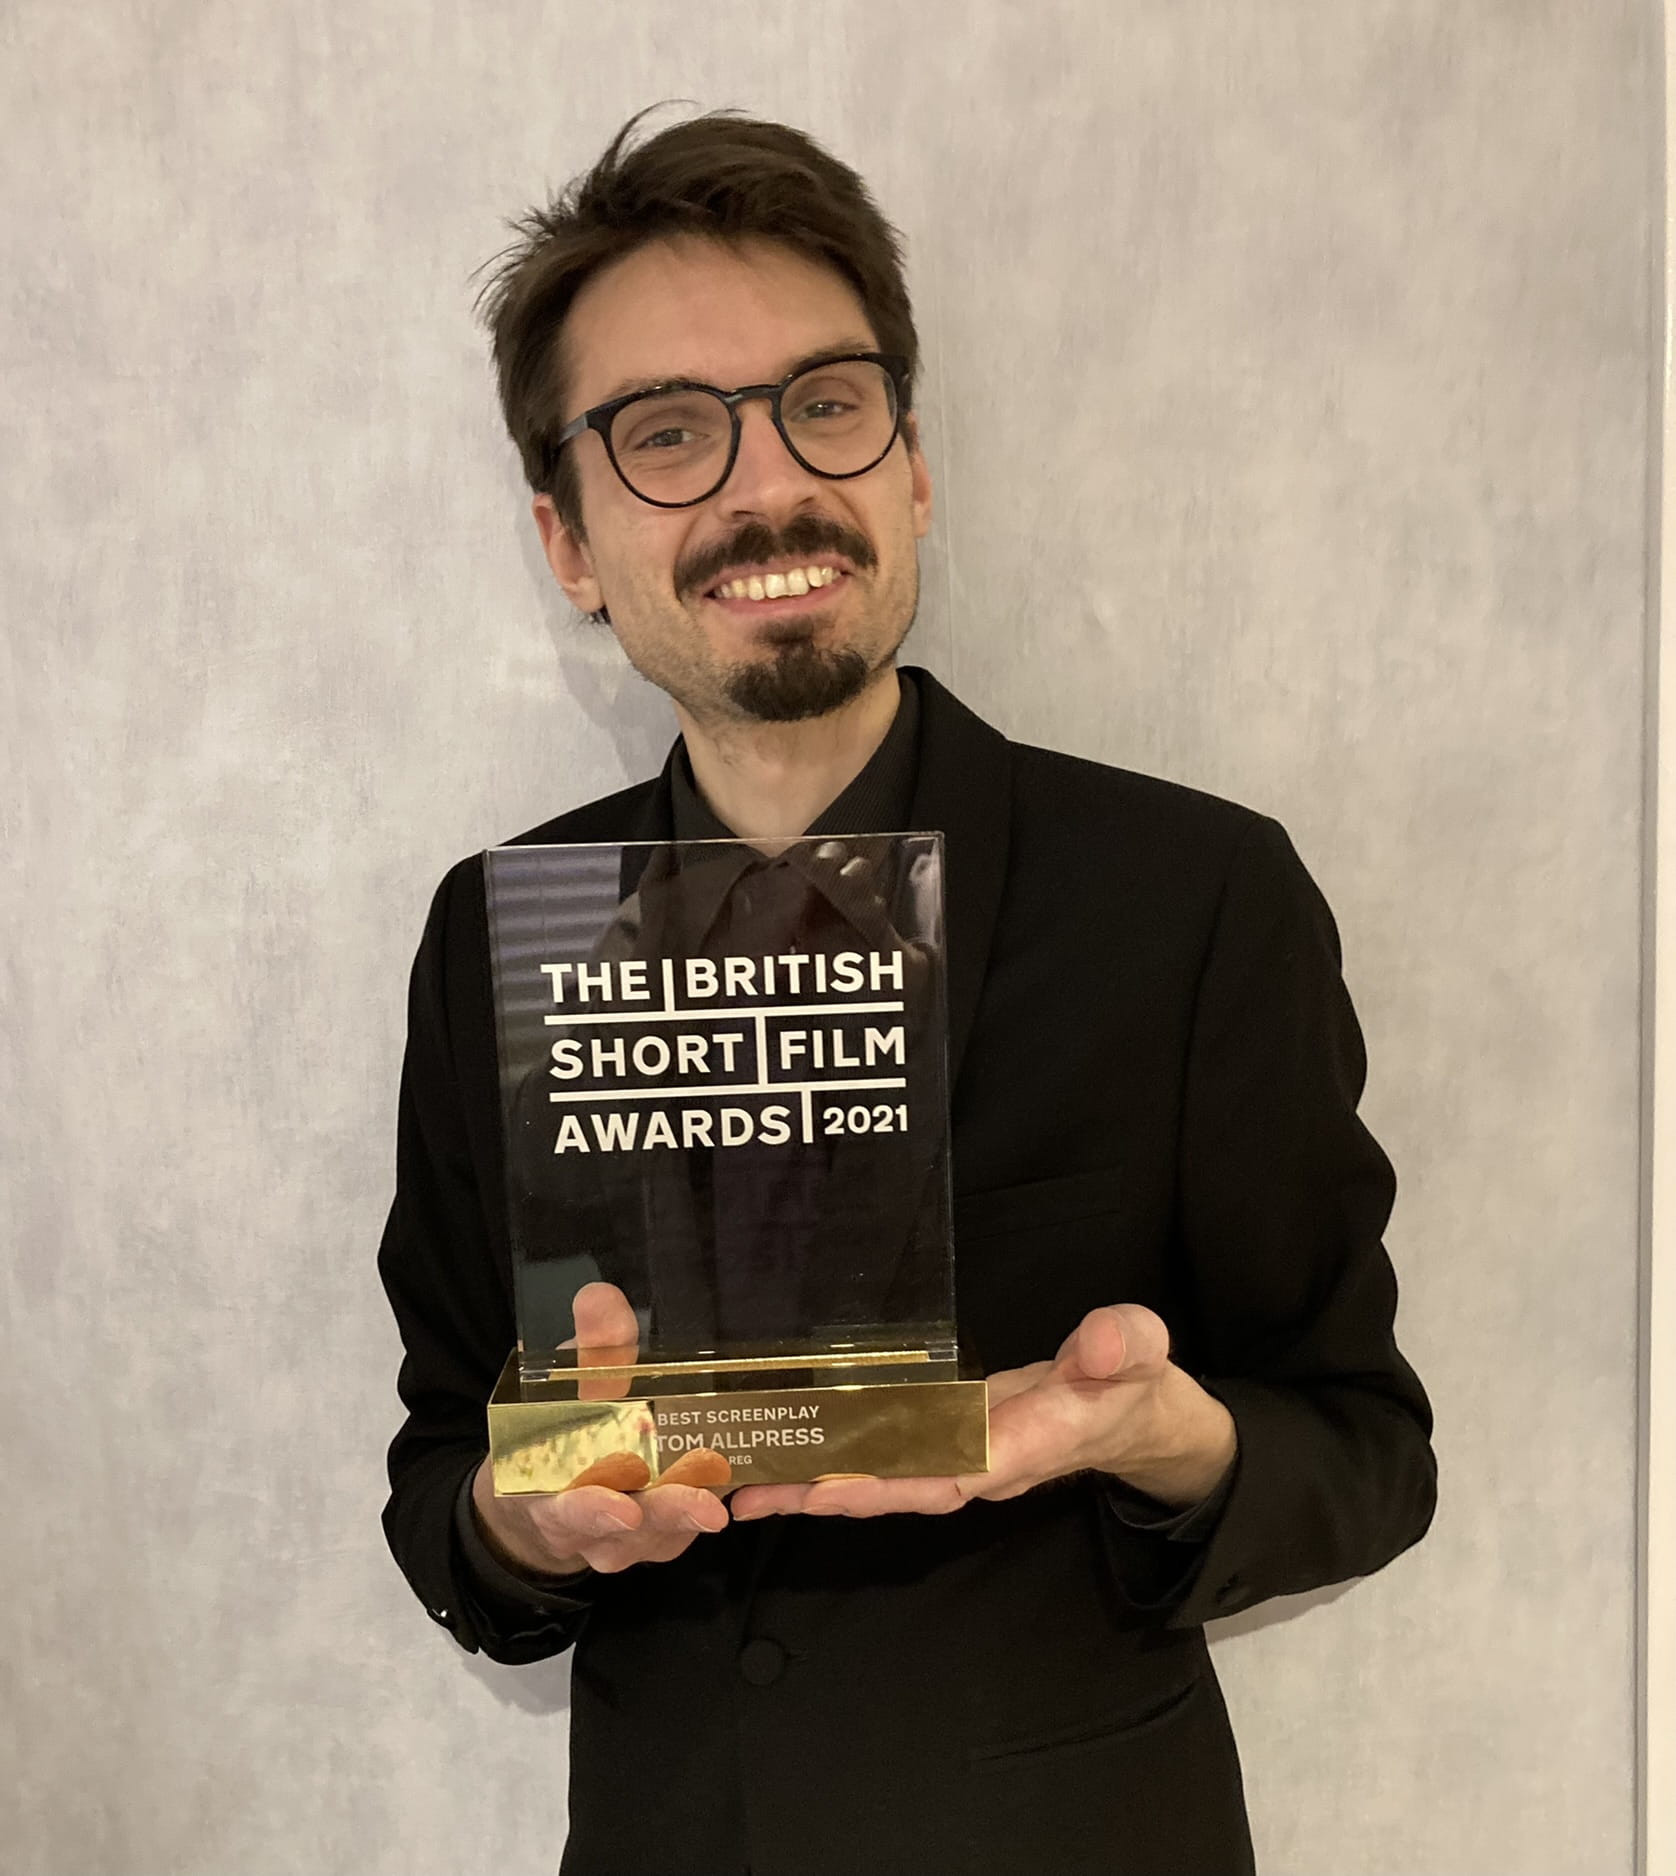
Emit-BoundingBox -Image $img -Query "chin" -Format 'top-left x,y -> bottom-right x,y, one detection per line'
722,640 -> 873,724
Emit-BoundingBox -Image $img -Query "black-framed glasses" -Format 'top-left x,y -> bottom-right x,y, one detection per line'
549,352 -> 909,509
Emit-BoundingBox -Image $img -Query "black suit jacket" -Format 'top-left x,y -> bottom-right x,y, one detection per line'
379,670 -> 1436,1876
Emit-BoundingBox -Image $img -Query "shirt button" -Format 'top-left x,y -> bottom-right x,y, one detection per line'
738,1637 -> 788,1686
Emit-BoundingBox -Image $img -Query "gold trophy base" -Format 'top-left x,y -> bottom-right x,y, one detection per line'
488,1352 -> 990,1494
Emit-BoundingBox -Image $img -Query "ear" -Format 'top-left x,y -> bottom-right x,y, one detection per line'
902,412 -> 934,541
532,494 -> 603,614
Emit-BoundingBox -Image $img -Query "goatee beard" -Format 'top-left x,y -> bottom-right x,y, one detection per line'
722,640 -> 872,723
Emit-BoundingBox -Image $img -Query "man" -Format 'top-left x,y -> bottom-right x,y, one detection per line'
379,107 -> 1436,1876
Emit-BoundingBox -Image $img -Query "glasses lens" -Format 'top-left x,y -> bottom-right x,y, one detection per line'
782,360 -> 899,477
610,388 -> 734,504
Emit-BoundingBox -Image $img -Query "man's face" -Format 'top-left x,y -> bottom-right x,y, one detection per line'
533,235 -> 933,727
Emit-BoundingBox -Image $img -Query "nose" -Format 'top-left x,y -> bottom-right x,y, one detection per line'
713,394 -> 824,518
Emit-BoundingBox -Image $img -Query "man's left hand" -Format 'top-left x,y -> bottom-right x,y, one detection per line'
729,1303 -> 1238,1522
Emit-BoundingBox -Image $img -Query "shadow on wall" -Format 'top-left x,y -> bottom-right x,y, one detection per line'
461,1646 -> 574,1717
508,465 -> 674,786
1207,1579 -> 1358,1646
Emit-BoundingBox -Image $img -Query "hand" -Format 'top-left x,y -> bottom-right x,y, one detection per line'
471,1281 -> 734,1578
729,1303 -> 1238,1523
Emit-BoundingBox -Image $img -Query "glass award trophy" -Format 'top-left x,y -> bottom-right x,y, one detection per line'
482,831 -> 989,1493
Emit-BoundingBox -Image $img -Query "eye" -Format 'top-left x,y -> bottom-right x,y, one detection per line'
613,392 -> 728,459
789,396 -> 857,423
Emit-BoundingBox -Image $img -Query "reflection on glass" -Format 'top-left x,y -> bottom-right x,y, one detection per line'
484,834 -> 954,1388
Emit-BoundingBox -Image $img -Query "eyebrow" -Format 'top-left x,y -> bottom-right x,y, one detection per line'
596,339 -> 881,407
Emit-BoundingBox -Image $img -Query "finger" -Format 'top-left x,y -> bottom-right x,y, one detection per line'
799,1474 -> 966,1518
730,1483 -> 814,1520
955,1465 -> 1035,1503
637,1480 -> 731,1537
562,1452 -> 652,1495
576,1371 -> 637,1402
541,1479 -> 728,1568
567,1283 -> 640,1401
656,1447 -> 733,1492
537,1483 -> 644,1543
571,1280 -> 640,1350
1058,1304 -> 1171,1382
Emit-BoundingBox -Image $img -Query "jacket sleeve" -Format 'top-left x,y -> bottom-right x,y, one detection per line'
377,858 -> 596,1664
1162,813 -> 1437,1629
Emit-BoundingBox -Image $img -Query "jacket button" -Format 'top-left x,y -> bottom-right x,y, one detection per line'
1214,1577 -> 1243,1607
738,1638 -> 788,1686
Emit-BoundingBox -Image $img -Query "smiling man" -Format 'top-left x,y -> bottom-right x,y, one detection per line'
378,108 -> 1436,1876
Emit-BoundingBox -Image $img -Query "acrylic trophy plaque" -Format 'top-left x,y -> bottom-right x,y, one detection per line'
482,832 -> 988,1494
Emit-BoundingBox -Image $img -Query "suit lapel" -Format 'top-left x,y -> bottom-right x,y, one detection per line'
901,668 -> 1012,1098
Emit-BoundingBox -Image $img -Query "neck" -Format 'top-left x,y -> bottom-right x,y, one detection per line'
676,666 -> 903,839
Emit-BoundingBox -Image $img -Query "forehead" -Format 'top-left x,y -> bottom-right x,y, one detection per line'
560,235 -> 879,415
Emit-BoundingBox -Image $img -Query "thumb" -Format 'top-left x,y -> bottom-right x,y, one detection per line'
568,1280 -> 640,1352
1057,1304 -> 1171,1383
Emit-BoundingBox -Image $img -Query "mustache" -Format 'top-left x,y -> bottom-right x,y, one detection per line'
680,517 -> 876,596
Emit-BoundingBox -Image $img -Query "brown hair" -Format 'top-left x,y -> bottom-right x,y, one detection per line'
478,104 -> 919,538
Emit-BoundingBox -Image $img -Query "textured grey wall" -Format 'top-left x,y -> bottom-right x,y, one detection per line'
2,4 -> 1655,1873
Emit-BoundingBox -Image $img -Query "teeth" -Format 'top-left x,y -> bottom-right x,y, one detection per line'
716,565 -> 842,601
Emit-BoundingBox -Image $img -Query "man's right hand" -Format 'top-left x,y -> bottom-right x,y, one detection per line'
468,1281 -> 733,1580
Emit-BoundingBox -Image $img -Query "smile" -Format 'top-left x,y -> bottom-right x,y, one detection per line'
702,563 -> 851,619
709,563 -> 845,602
